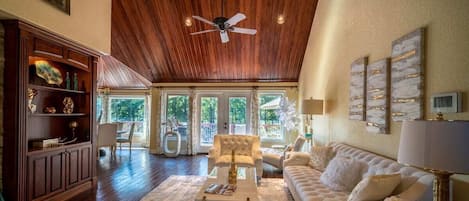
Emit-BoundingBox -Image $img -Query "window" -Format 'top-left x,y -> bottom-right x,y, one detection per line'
108,96 -> 147,138
259,93 -> 284,141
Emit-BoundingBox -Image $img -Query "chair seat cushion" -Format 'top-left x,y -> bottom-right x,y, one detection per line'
215,155 -> 255,167
116,137 -> 129,142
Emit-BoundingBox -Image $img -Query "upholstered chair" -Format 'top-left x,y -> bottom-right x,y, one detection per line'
208,134 -> 263,177
262,135 -> 306,169
97,123 -> 118,156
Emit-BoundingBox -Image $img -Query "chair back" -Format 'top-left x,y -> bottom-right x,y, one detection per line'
98,123 -> 117,146
214,134 -> 260,156
292,135 -> 306,151
128,122 -> 136,140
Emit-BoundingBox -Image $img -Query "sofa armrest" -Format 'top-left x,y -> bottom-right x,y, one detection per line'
252,148 -> 263,160
283,152 -> 310,167
208,147 -> 220,159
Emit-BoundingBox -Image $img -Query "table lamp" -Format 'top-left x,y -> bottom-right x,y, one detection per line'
398,119 -> 469,201
301,98 -> 323,144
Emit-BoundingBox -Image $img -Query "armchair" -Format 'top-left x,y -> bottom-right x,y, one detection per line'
262,135 -> 306,169
208,134 -> 263,177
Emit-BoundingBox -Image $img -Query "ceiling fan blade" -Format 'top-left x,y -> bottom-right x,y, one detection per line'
230,27 -> 257,35
190,29 -> 218,35
192,16 -> 215,26
220,31 -> 229,43
225,13 -> 246,27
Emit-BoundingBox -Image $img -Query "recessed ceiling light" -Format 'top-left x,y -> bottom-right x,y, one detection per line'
277,15 -> 285,24
185,17 -> 192,27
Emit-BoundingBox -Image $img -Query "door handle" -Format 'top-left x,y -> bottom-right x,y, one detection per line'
224,122 -> 227,129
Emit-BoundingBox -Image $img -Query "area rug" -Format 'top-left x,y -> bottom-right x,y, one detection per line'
140,175 -> 294,201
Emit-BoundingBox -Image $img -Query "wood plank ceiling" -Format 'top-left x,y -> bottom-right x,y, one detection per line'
98,55 -> 152,88
111,0 -> 318,83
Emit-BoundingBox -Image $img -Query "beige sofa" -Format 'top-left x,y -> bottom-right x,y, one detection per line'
283,143 -> 434,201
208,134 -> 263,177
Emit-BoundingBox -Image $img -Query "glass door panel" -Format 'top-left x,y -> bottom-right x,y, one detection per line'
166,95 -> 189,154
200,96 -> 218,146
229,97 -> 247,134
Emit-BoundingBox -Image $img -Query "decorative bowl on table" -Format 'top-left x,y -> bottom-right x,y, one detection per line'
34,60 -> 63,86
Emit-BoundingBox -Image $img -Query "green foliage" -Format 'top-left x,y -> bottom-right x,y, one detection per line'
201,97 -> 217,123
166,95 -> 189,122
259,95 -> 280,123
229,97 -> 246,124
110,98 -> 145,122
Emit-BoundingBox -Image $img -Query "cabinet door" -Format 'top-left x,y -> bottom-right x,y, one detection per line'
66,144 -> 92,189
28,150 -> 66,201
80,144 -> 92,181
66,147 -> 81,188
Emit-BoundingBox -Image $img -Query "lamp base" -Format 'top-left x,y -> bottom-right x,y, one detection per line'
430,170 -> 451,201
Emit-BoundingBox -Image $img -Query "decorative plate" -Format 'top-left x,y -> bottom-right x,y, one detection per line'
34,60 -> 63,85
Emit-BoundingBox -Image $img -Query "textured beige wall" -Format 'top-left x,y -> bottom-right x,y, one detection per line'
0,23 -> 4,192
0,0 -> 111,53
299,0 -> 469,199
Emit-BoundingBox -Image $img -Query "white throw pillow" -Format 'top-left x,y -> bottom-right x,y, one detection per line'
308,146 -> 335,171
347,173 -> 401,201
320,156 -> 367,192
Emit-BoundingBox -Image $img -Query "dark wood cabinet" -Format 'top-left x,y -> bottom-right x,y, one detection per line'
2,20 -> 99,201
27,150 -> 66,201
66,143 -> 92,189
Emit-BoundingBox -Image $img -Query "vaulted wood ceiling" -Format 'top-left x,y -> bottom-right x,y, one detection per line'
111,0 -> 318,83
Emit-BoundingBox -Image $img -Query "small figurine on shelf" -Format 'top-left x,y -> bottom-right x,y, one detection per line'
65,72 -> 71,89
73,72 -> 78,91
63,97 -> 74,114
43,107 -> 56,114
69,121 -> 78,139
27,88 -> 38,113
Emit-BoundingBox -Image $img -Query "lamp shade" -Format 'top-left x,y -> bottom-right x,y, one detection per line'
398,120 -> 469,173
302,99 -> 323,115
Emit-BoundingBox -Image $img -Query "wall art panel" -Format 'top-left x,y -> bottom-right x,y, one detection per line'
391,28 -> 425,121
366,58 -> 390,134
349,57 -> 368,121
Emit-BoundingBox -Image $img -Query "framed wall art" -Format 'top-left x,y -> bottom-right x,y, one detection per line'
366,58 -> 390,134
349,56 -> 368,121
44,0 -> 71,15
390,28 -> 425,121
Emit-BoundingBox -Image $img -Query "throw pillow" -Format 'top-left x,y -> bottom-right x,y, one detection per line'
320,156 -> 367,192
308,146 -> 335,171
347,173 -> 401,201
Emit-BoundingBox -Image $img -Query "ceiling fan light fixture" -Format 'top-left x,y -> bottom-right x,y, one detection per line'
277,15 -> 285,24
184,17 -> 193,27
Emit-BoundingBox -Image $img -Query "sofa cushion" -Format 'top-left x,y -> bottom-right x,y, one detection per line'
320,156 -> 367,192
347,173 -> 401,201
308,146 -> 335,171
284,166 -> 349,201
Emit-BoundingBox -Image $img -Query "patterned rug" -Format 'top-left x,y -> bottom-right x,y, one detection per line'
140,175 -> 294,201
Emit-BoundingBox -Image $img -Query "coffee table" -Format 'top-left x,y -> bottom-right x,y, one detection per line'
194,166 -> 259,201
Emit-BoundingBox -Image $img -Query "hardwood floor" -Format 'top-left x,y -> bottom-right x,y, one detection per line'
71,148 -> 283,201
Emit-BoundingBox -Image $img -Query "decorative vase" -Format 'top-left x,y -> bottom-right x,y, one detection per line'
228,150 -> 237,185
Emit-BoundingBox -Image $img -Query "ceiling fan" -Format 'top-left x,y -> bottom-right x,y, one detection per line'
190,0 -> 257,43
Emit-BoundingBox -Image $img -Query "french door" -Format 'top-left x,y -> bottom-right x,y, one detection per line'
198,92 -> 251,152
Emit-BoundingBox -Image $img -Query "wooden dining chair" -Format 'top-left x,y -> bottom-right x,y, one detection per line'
116,122 -> 136,152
